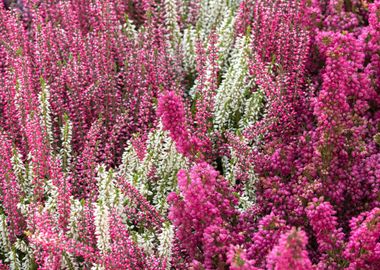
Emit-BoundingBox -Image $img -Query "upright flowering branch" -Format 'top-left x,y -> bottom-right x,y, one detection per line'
214,34 -> 260,131
235,0 -> 253,36
38,77 -> 54,149
0,213 -> 22,270
344,208 -> 380,269
158,221 -> 175,269
60,113 -> 72,174
163,0 -> 181,52
266,228 -> 313,270
191,31 -> 219,157
306,198 -> 345,268
49,157 -> 72,231
74,120 -> 102,200
157,91 -> 199,158
24,112 -> 51,202
0,132 -> 25,239
194,31 -> 219,133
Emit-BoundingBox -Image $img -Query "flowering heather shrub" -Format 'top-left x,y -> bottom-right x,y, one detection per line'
0,0 -> 379,269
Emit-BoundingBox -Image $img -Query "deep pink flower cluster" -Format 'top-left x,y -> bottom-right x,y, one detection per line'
344,208 -> 380,269
0,0 -> 379,269
168,162 -> 240,268
306,198 -> 345,268
266,228 -> 313,270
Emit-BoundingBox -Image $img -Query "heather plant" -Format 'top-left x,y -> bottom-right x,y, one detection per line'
0,0 -> 379,269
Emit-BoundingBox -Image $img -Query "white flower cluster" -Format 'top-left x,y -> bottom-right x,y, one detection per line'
60,113 -> 73,173
119,123 -> 187,214
158,222 -> 174,270
38,77 -> 54,148
94,165 -> 117,256
164,0 -> 181,51
214,35 -> 251,130
0,214 -> 21,270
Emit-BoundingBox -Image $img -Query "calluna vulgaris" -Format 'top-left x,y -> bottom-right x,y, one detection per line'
0,0 -> 379,269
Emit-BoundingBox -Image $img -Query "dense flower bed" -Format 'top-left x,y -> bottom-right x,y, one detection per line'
0,0 -> 379,269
